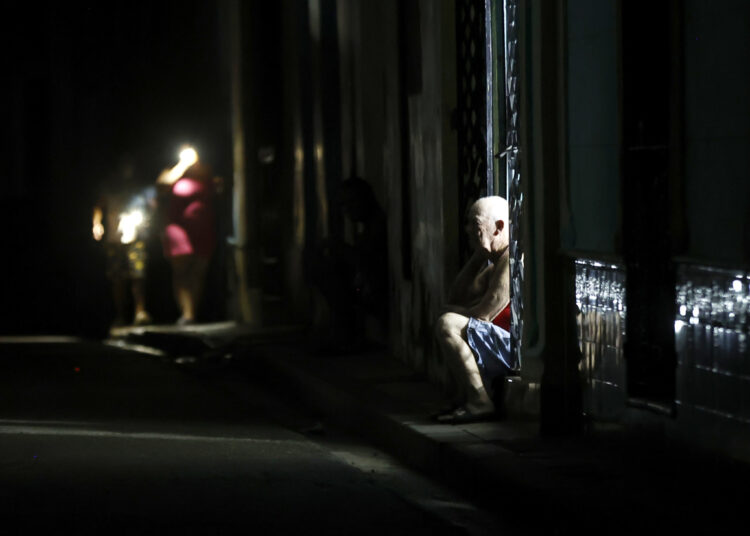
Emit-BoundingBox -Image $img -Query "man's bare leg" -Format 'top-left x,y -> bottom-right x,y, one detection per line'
435,312 -> 495,415
434,314 -> 468,408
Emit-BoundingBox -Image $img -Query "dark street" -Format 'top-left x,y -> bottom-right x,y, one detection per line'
0,338 -> 507,534
4,1 -> 750,533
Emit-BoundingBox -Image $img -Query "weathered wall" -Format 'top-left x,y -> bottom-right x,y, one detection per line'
276,0 -> 463,391
396,0 -> 454,381
339,0 -> 459,386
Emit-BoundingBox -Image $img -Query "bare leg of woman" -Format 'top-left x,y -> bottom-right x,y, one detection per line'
170,255 -> 194,324
188,257 -> 210,321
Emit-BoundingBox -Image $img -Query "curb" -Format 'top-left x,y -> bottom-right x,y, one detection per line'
109,326 -> 747,534
246,345 -> 614,535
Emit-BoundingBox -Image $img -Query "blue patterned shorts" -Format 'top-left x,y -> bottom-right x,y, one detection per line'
466,317 -> 517,394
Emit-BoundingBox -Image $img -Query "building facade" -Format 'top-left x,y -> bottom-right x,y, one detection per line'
225,0 -> 750,464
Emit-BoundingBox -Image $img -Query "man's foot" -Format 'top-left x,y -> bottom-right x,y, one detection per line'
435,405 -> 496,425
429,401 -> 462,421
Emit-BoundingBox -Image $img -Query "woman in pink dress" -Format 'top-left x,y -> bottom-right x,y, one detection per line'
157,148 -> 217,325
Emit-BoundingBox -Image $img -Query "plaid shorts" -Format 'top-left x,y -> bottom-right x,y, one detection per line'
465,317 -> 517,397
105,240 -> 147,279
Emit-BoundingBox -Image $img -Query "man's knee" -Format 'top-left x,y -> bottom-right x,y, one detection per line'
434,313 -> 451,341
434,312 -> 468,342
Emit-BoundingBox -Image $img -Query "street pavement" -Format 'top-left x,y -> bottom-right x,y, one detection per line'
0,337 -> 510,535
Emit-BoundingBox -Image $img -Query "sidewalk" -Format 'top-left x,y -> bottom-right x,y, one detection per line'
110,321 -> 747,535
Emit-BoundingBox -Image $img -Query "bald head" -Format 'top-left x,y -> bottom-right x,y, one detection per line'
468,196 -> 508,225
466,196 -> 509,259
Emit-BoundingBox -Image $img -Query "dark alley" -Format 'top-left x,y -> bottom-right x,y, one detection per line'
3,0 -> 750,534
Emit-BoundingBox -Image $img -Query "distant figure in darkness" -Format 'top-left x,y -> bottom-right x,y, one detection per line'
157,147 -> 220,326
432,196 -> 515,424
92,155 -> 156,327
311,177 -> 388,352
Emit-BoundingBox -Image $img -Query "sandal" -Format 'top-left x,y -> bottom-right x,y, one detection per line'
430,403 -> 461,421
435,406 -> 496,425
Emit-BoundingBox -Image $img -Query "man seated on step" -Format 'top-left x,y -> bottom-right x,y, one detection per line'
433,196 -> 516,424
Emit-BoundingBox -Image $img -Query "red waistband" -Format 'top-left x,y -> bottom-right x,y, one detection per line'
492,304 -> 511,331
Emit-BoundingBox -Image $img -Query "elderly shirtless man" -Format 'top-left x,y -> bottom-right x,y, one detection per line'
434,196 -> 516,424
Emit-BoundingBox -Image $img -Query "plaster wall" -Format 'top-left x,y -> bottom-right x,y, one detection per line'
341,0 -> 458,385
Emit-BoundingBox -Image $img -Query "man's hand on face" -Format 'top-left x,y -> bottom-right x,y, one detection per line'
473,246 -> 490,260
467,247 -> 491,269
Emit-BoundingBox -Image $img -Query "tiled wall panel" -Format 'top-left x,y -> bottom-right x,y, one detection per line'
675,264 -> 750,432
575,259 -> 626,420
576,258 -> 750,460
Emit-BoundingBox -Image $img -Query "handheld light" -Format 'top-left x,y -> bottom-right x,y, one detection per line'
118,209 -> 145,244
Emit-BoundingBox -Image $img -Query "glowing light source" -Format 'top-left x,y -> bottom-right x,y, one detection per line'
679,305 -> 687,316
160,146 -> 199,184
179,146 -> 198,166
733,279 -> 743,292
118,209 -> 144,244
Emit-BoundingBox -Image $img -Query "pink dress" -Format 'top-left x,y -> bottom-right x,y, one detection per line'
163,177 -> 216,259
